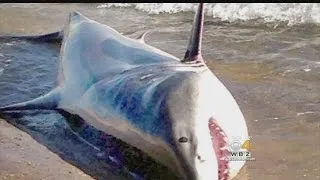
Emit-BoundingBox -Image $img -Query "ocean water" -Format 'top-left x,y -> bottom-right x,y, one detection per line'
100,3 -> 320,25
0,3 -> 319,180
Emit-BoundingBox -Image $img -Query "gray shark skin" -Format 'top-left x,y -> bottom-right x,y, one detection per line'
0,4 -> 249,180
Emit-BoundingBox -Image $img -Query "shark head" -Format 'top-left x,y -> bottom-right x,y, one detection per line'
160,68 -> 248,180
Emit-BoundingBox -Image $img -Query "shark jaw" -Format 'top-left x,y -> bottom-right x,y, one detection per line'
209,118 -> 230,180
170,118 -> 230,180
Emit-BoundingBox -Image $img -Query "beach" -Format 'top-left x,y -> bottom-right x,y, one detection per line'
0,3 -> 319,180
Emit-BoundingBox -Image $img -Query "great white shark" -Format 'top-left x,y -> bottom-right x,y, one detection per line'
0,3 -> 249,180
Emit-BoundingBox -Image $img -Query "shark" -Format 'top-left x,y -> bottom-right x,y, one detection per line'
0,3 -> 249,180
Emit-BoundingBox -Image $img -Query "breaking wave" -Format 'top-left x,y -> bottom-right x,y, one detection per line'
97,3 -> 320,26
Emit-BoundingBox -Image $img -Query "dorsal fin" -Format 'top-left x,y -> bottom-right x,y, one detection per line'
182,3 -> 204,63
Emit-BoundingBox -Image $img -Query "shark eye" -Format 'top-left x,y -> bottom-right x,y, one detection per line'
178,137 -> 188,143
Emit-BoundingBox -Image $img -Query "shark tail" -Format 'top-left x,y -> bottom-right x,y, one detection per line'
0,88 -> 61,112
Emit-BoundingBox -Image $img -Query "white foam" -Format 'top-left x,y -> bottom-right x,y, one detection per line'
297,111 -> 314,116
98,3 -> 320,26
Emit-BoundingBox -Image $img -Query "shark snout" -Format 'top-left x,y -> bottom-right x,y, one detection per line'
175,149 -> 219,180
172,132 -> 220,180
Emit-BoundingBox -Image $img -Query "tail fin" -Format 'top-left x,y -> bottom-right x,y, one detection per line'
0,89 -> 60,112
0,31 -> 63,43
182,3 -> 204,63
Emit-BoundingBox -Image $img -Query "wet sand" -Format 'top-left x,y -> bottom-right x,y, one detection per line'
0,118 -> 93,180
209,61 -> 320,180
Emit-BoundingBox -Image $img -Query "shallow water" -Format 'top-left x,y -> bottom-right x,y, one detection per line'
0,3 -> 319,180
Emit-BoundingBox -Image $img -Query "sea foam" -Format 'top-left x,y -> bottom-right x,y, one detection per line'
97,3 -> 320,26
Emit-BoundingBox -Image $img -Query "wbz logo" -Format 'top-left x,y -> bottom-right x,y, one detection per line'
227,137 -> 255,161
230,151 -> 251,157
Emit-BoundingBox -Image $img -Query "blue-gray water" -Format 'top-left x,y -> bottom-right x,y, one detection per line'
0,3 -> 319,180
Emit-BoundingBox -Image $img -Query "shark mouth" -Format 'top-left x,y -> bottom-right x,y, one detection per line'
209,117 -> 229,180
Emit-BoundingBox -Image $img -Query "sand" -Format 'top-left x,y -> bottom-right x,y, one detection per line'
0,119 -> 93,180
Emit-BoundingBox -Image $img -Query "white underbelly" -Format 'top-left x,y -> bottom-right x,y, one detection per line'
63,105 -> 182,176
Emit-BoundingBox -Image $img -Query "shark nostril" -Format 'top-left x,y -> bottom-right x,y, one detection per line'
197,155 -> 205,162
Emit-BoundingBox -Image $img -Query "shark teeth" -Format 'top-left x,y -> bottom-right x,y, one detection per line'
209,117 -> 230,180
220,146 -> 228,150
219,131 -> 226,136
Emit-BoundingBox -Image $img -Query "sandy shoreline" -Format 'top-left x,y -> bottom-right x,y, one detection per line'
0,118 -> 93,180
0,3 -> 319,180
